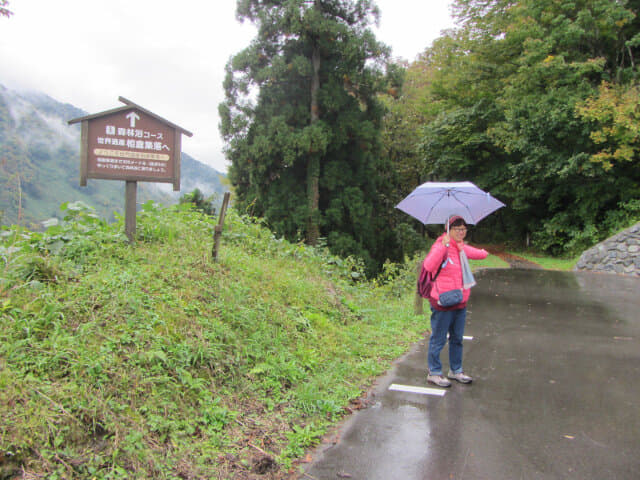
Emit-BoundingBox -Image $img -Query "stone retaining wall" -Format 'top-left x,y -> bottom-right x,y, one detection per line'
574,222 -> 640,276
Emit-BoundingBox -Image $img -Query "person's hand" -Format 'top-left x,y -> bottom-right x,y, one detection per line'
442,234 -> 450,246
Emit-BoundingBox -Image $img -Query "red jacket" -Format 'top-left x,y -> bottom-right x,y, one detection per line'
423,233 -> 488,310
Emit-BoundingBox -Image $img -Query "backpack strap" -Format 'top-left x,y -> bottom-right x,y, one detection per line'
432,250 -> 449,281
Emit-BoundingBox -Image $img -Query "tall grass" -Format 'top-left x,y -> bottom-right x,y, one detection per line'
0,201 -> 427,479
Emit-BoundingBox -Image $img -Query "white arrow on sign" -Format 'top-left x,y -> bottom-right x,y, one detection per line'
126,111 -> 140,128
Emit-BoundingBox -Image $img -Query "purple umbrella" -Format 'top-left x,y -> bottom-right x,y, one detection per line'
396,181 -> 505,227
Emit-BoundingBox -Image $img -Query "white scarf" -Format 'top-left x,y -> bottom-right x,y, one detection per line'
459,249 -> 477,289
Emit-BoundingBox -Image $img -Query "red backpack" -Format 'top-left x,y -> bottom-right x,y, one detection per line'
417,252 -> 448,299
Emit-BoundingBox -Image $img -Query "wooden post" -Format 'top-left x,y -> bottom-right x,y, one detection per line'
414,259 -> 424,315
79,121 -> 88,186
173,131 -> 181,192
212,192 -> 231,261
125,180 -> 137,242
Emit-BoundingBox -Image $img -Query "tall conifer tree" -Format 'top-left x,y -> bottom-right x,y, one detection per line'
220,0 -> 392,270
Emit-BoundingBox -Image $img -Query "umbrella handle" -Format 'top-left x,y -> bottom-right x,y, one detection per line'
443,232 -> 450,248
445,217 -> 450,247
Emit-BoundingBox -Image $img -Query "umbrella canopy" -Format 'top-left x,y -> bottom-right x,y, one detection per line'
396,181 -> 505,225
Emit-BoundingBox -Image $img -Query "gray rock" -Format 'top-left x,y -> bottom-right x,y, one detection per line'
574,222 -> 640,276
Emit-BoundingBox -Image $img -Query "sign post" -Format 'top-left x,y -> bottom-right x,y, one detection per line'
212,192 -> 231,261
69,98 -> 192,241
125,181 -> 137,240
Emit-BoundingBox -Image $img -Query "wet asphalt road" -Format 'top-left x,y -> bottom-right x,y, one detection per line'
300,269 -> 640,480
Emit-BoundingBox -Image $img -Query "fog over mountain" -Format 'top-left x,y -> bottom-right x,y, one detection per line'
0,84 -> 226,228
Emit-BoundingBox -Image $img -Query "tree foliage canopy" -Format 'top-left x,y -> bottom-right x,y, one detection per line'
0,0 -> 11,19
220,0 -> 399,271
390,0 -> 640,255
221,0 -> 640,270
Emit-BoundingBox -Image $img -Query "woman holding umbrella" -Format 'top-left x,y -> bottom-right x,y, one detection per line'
424,215 -> 488,387
396,181 -> 504,386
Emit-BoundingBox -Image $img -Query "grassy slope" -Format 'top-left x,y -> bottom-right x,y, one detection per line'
507,251 -> 579,270
1,203 -> 430,479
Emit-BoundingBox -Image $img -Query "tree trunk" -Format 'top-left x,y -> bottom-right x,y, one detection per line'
307,43 -> 321,246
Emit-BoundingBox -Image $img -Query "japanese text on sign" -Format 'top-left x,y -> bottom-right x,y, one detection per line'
85,108 -> 177,181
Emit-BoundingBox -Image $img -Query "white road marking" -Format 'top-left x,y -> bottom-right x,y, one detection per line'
389,384 -> 447,396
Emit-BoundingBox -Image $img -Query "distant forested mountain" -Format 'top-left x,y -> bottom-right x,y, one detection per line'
0,85 -> 226,228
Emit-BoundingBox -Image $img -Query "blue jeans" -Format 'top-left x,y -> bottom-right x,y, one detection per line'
428,307 -> 467,375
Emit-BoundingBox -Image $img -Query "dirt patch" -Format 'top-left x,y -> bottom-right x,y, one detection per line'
252,454 -> 278,475
482,245 -> 542,269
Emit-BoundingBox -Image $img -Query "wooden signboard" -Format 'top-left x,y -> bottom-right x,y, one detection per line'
69,97 -> 192,190
69,98 -> 192,241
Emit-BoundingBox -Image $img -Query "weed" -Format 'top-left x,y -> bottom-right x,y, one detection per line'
279,422 -> 326,467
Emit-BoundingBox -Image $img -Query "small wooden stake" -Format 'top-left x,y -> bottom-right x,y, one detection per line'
125,180 -> 137,242
212,192 -> 231,261
414,258 -> 424,315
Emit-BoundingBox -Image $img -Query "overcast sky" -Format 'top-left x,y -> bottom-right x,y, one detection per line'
0,0 -> 455,172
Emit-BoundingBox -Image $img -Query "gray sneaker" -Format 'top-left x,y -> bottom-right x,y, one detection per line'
447,371 -> 473,384
427,374 -> 451,388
